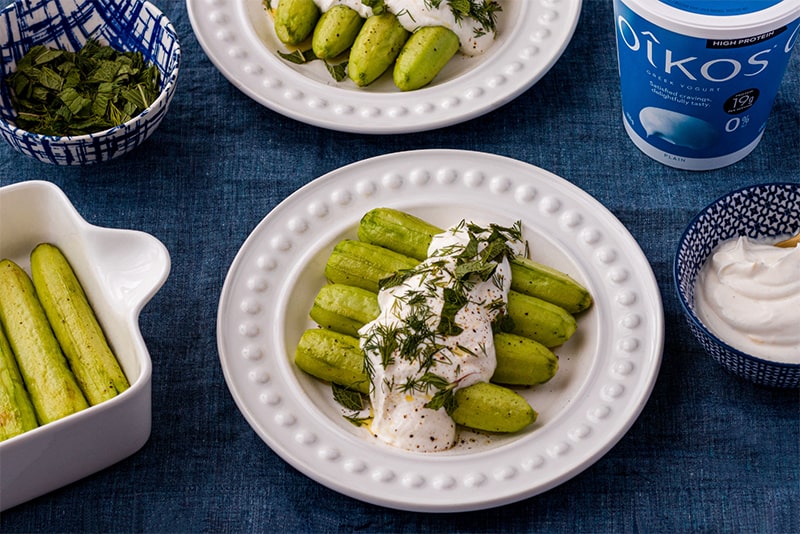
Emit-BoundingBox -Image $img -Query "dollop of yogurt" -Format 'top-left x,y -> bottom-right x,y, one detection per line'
313,0 -> 374,18
359,220 -> 524,452
384,0 -> 498,56
694,236 -> 800,363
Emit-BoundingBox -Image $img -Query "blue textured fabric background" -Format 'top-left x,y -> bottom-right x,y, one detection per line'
1,0 -> 798,531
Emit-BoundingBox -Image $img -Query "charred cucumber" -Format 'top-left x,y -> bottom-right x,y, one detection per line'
394,26 -> 460,91
31,243 -> 129,406
312,5 -> 364,59
348,13 -> 409,87
0,259 -> 88,424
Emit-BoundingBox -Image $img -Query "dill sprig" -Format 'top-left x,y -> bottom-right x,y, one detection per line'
332,384 -> 371,427
361,218 -> 524,405
423,0 -> 502,37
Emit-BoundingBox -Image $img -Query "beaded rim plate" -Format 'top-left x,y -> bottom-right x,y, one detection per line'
216,150 -> 664,512
187,0 -> 581,133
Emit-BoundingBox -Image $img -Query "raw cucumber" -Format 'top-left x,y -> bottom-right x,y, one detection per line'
309,283 -> 558,385
348,13 -> 409,87
0,259 -> 88,424
393,26 -> 460,91
312,5 -> 364,59
31,243 -> 129,406
274,0 -> 321,45
0,322 -> 39,441
358,207 -> 593,313
295,329 -> 536,433
324,239 -> 577,347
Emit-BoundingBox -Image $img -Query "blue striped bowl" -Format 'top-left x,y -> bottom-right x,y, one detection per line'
0,0 -> 180,165
674,183 -> 800,388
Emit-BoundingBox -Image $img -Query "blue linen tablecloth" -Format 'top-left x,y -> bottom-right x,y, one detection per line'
1,0 -> 798,531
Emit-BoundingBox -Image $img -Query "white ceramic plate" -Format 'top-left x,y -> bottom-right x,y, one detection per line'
217,150 -> 664,512
187,0 -> 582,133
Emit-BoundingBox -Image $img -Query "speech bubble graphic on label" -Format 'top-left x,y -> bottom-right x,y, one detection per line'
639,107 -> 719,150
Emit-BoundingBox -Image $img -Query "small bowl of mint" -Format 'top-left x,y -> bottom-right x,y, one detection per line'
0,0 -> 181,165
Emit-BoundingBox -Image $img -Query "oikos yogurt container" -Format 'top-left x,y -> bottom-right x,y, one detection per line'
613,0 -> 800,170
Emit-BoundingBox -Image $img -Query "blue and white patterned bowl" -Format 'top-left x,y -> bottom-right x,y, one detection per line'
674,183 -> 800,388
0,0 -> 180,165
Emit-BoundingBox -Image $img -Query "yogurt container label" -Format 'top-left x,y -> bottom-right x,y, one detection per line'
614,0 -> 800,170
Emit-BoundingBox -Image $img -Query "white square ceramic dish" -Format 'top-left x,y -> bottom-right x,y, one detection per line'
0,180 -> 170,510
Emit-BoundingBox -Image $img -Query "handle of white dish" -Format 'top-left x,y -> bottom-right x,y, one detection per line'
82,226 -> 171,313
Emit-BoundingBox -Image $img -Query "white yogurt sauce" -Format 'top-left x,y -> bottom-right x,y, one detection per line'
313,0 -> 374,18
694,236 -> 800,363
359,221 -> 524,452
384,0 -> 498,56
270,0 -> 500,56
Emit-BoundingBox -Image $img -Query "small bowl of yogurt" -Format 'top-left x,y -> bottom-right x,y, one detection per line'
674,183 -> 800,388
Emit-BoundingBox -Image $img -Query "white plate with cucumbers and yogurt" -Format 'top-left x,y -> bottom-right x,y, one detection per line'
217,149 -> 664,512
187,0 -> 582,133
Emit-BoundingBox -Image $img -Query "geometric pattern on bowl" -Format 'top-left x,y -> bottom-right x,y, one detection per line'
673,182 -> 800,388
0,0 -> 181,165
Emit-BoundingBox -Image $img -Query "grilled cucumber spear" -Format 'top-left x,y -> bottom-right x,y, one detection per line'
0,259 -> 88,423
0,323 -> 39,441
31,243 -> 129,406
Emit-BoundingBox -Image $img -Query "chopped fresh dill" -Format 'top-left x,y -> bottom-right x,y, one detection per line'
423,0 -> 502,37
277,48 -> 347,81
332,383 -> 366,411
361,218 -> 524,405
344,413 -> 372,428
361,0 -> 387,15
332,384 -> 371,427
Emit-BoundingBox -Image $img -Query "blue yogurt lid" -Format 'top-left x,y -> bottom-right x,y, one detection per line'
658,1 -> 786,17
623,0 -> 800,38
